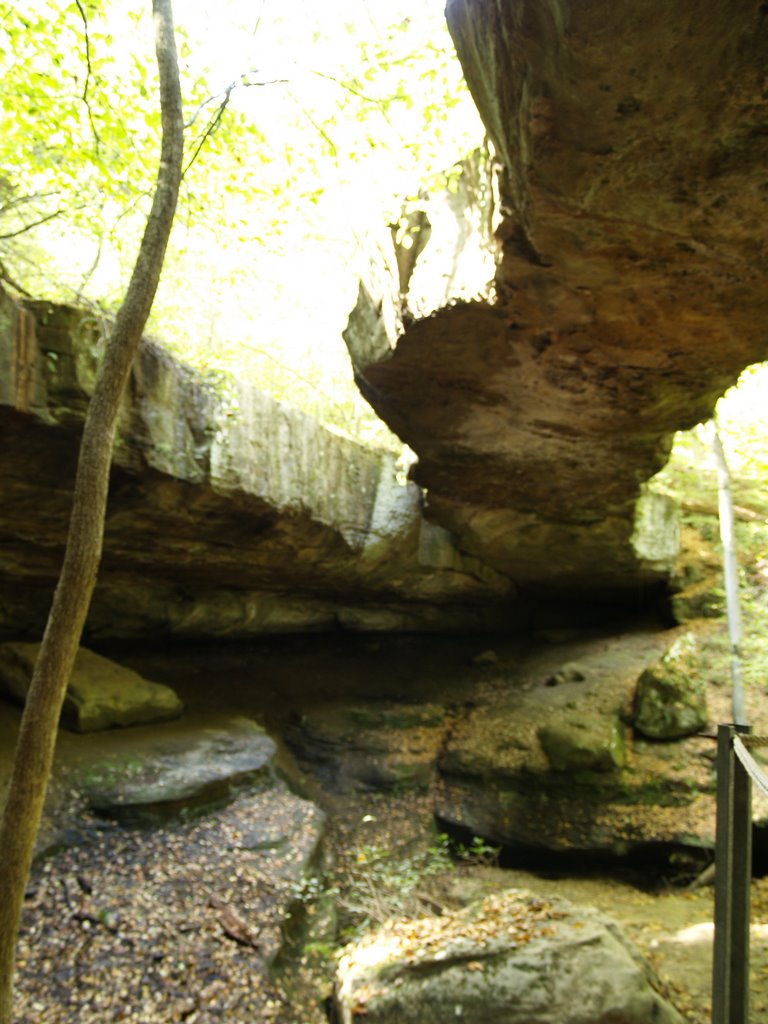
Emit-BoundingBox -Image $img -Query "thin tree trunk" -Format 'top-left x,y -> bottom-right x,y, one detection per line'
0,3 -> 183,1020
708,418 -> 747,727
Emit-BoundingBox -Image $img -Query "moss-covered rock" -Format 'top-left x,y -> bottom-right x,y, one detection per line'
538,713 -> 625,772
335,890 -> 683,1024
0,642 -> 183,732
633,633 -> 708,739
670,579 -> 724,623
77,716 -> 277,823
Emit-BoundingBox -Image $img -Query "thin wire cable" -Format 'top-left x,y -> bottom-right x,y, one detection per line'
733,735 -> 768,800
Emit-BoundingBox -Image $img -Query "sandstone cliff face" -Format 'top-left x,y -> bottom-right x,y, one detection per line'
0,288 -> 513,639
5,3 -> 767,632
345,0 -> 768,598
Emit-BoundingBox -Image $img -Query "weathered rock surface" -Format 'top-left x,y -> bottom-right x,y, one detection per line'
77,716 -> 276,823
345,0 -> 768,598
0,641 -> 183,732
284,699 -> 446,793
0,289 -> 515,639
434,629 -> 721,854
538,711 -> 625,772
633,633 -> 709,739
278,628 -> 738,854
334,889 -> 683,1024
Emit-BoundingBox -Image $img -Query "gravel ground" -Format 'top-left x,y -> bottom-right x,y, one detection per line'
13,784 -> 325,1024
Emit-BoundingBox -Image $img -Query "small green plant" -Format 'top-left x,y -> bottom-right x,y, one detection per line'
453,833 -> 501,867
333,837 -> 453,940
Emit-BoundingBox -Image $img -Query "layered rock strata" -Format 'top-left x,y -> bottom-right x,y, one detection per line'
0,289 -> 513,638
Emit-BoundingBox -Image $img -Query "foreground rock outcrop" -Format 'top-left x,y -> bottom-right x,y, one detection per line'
335,889 -> 683,1024
344,0 -> 768,600
0,289 -> 514,639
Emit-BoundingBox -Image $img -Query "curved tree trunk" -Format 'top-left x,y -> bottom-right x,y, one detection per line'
0,3 -> 183,1019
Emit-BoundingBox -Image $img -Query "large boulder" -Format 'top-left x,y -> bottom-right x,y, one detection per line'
633,632 -> 709,739
77,716 -> 277,823
0,642 -> 183,732
334,889 -> 683,1024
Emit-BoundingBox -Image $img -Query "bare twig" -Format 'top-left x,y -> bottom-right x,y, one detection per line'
73,231 -> 105,304
309,69 -> 404,144
0,207 -> 68,240
184,71 -> 286,130
183,83 -> 235,177
291,97 -> 337,161
0,261 -> 33,298
183,73 -> 287,178
0,191 -> 61,216
73,0 -> 101,147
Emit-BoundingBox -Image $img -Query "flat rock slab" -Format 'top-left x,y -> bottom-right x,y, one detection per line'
77,716 -> 277,823
335,888 -> 683,1024
0,642 -> 183,732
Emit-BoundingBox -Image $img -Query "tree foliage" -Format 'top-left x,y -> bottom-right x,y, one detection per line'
1,0 -> 484,446
651,364 -> 768,716
2,2 -> 161,291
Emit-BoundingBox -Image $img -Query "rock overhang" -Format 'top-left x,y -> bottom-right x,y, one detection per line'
4,1 -> 768,630
0,289 -> 516,639
343,0 -> 768,599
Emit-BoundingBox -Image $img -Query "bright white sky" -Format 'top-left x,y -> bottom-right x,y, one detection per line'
147,0 -> 484,436
173,0 -> 451,104
12,0 -> 482,442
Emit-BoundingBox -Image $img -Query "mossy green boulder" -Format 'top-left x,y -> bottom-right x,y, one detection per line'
633,633 -> 708,739
0,642 -> 183,732
538,712 -> 626,772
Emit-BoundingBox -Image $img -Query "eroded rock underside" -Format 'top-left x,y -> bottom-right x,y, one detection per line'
344,0 -> 768,599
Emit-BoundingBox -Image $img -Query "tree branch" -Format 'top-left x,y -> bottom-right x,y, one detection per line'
0,260 -> 33,298
309,69 -> 403,142
0,191 -> 62,216
0,207 -> 68,240
183,83 -> 235,177
0,0 -> 183,1019
74,0 -> 101,147
183,73 -> 286,178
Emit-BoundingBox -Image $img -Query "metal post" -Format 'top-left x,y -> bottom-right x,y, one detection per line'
712,723 -> 752,1024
